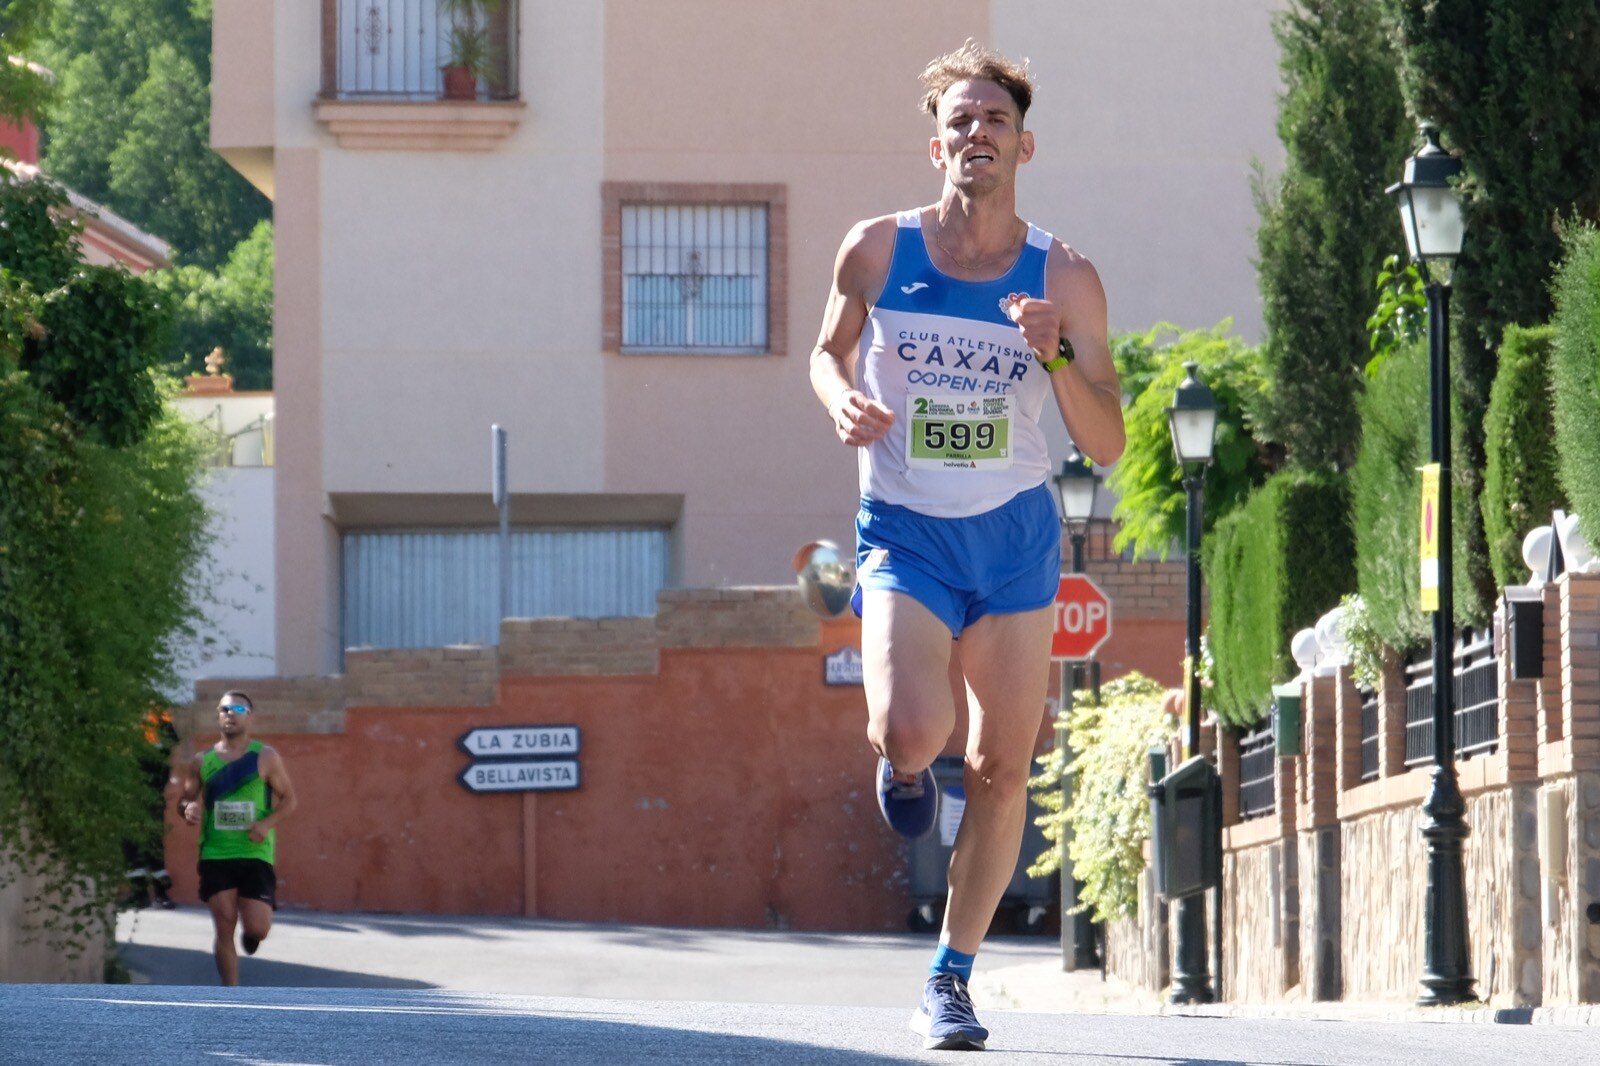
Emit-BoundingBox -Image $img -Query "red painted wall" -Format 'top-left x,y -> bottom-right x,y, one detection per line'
168,614 -> 1181,930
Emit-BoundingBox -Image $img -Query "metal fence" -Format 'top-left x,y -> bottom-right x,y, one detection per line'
332,0 -> 519,100
1403,628 -> 1499,767
1237,722 -> 1277,820
1359,687 -> 1379,781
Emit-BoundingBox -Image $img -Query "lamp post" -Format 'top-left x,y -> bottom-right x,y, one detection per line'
1388,122 -> 1475,1007
1166,360 -> 1217,1005
1052,447 -> 1103,970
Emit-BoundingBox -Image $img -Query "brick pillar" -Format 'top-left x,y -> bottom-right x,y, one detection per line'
1333,665 -> 1364,794
1560,574 -> 1600,771
1298,672 -> 1342,1000
1377,648 -> 1408,779
1497,606 -> 1540,785
1538,580 -> 1564,759
1559,574 -> 1600,1003
1219,725 -> 1240,828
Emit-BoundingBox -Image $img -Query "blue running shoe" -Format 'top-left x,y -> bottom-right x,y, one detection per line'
876,758 -> 938,839
909,972 -> 988,1051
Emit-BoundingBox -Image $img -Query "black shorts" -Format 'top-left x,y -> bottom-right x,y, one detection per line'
197,858 -> 278,909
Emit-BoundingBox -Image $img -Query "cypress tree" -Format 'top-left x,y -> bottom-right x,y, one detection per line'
1254,0 -> 1413,472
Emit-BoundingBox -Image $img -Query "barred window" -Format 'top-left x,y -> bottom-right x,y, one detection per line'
603,184 -> 787,356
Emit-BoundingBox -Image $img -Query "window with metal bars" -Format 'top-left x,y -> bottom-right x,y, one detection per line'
620,203 -> 769,353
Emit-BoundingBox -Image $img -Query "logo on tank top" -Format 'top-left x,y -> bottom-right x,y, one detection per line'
900,282 -> 929,295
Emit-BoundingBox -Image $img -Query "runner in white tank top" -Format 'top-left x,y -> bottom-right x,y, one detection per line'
808,43 -> 1126,1052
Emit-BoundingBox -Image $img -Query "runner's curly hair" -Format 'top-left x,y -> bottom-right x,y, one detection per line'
919,40 -> 1034,126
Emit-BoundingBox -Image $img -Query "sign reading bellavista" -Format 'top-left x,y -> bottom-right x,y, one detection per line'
458,759 -> 580,793
824,646 -> 865,687
457,725 -> 580,759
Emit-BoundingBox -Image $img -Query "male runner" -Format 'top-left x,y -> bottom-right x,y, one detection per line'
178,690 -> 298,986
809,42 -> 1125,1050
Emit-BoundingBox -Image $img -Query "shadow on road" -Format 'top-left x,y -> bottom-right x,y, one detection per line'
6,986 -> 918,1066
120,943 -> 434,990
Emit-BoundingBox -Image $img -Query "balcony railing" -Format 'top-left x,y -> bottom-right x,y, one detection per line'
327,0 -> 519,101
1403,628 -> 1499,768
1237,721 -> 1277,821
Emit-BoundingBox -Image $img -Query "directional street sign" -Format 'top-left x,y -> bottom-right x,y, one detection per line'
458,759 -> 581,793
1051,574 -> 1112,661
457,725 -> 580,759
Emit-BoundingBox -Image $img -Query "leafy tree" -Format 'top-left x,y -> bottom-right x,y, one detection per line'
1253,0 -> 1413,472
1386,0 -> 1600,401
1028,673 -> 1174,923
39,0 -> 269,269
35,51 -> 118,201
6,175 -> 169,446
143,220 -> 273,389
0,0 -> 54,128
1106,323 -> 1271,561
1,168 -> 209,954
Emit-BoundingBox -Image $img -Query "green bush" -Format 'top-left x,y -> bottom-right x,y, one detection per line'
1350,337 -> 1487,651
1204,471 -> 1354,726
1,170 -> 210,955
1551,225 -> 1600,551
1107,323 -> 1271,561
1482,325 -> 1564,588
1028,673 -> 1174,923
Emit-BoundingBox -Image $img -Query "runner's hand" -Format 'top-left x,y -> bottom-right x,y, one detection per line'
828,388 -> 895,447
247,822 -> 271,844
181,800 -> 201,826
1003,294 -> 1065,361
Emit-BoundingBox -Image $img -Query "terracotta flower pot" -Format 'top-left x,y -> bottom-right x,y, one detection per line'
441,66 -> 478,101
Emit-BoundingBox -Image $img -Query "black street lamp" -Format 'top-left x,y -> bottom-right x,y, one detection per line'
1055,447 -> 1101,573
1166,360 -> 1217,1005
1388,122 -> 1475,1007
1052,446 -> 1103,970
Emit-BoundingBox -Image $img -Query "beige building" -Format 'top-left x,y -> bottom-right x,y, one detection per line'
212,0 -> 1286,676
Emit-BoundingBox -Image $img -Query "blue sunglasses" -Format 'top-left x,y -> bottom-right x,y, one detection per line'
219,703 -> 251,715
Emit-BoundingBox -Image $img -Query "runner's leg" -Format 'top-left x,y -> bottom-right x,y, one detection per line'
861,589 -> 956,774
206,889 -> 241,986
940,604 -> 1053,954
239,896 -> 272,956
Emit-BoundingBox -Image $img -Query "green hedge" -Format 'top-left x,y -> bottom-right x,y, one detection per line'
1204,471 -> 1354,726
1482,325 -> 1564,588
1551,225 -> 1600,551
1350,337 -> 1487,651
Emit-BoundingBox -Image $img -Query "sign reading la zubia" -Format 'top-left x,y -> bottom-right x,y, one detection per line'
457,725 -> 580,758
458,759 -> 580,793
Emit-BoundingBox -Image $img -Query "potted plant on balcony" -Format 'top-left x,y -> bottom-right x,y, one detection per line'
439,0 -> 501,101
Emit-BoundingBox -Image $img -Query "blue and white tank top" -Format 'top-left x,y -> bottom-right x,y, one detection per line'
856,210 -> 1055,518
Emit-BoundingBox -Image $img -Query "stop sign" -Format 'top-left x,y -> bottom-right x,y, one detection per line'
1051,575 -> 1112,660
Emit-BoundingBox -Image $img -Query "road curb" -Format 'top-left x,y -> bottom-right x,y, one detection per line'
1163,1002 -> 1600,1026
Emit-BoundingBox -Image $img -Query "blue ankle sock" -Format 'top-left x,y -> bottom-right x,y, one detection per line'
929,942 -> 976,982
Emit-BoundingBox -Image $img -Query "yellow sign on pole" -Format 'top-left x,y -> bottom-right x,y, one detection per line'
1419,463 -> 1441,612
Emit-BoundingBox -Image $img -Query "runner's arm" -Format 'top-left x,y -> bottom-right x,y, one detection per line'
178,752 -> 204,826
1042,249 -> 1124,465
810,218 -> 896,446
252,747 -> 299,838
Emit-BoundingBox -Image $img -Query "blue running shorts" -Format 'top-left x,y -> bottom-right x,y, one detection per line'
850,483 -> 1062,638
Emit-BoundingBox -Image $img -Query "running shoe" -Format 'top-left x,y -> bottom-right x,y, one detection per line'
241,935 -> 261,956
909,971 -> 989,1051
876,758 -> 938,839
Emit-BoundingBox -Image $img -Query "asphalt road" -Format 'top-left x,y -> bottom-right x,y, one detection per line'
1,909 -> 1591,1065
3,983 -> 1597,1065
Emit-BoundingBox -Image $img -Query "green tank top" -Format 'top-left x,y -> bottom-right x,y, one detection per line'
199,741 -> 275,863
